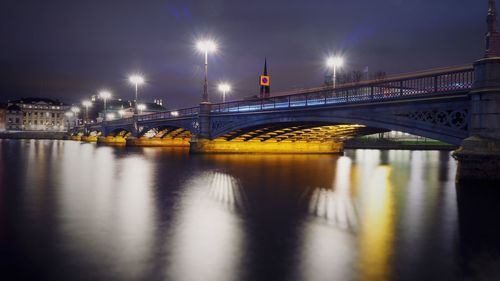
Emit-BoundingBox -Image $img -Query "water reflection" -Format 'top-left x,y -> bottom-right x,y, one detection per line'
308,157 -> 357,231
208,172 -> 246,211
166,171 -> 244,281
358,165 -> 395,281
57,143 -> 156,280
3,141 -> 496,281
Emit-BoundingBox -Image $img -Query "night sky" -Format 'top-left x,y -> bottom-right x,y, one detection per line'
0,0 -> 488,108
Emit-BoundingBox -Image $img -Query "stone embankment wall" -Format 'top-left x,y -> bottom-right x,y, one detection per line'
0,131 -> 67,140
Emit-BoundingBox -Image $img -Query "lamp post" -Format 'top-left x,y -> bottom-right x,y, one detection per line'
82,100 -> 91,123
99,91 -> 111,121
71,106 -> 80,127
218,83 -> 231,103
65,111 -> 73,130
326,56 -> 344,88
137,104 -> 146,115
129,75 -> 144,115
196,40 -> 217,103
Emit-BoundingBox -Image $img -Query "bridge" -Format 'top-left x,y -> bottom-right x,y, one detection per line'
70,0 -> 500,182
74,65 -> 473,148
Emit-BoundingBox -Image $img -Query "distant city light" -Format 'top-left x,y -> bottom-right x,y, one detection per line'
71,106 -> 80,113
65,112 -> 73,117
171,111 -> 179,117
118,109 -> 125,118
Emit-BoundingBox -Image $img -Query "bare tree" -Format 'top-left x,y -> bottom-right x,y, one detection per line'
372,70 -> 387,81
351,70 -> 364,83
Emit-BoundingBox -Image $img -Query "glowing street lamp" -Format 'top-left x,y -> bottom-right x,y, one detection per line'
137,104 -> 146,114
196,39 -> 217,103
129,75 -> 144,114
82,100 -> 92,123
106,113 -> 115,121
99,90 -> 112,121
218,83 -> 231,103
71,106 -> 80,127
137,103 -> 146,114
326,56 -> 344,88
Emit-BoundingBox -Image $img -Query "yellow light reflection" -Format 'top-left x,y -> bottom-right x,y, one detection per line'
358,166 -> 395,281
166,171 -> 244,281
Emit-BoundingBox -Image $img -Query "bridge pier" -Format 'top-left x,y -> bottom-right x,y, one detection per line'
454,57 -> 500,182
126,136 -> 190,147
97,135 -> 127,145
81,136 -> 98,142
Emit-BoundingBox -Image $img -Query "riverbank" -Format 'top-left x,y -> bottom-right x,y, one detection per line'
0,131 -> 67,140
344,138 -> 457,150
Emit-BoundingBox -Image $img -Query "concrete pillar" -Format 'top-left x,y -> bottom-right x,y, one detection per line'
453,57 -> 500,182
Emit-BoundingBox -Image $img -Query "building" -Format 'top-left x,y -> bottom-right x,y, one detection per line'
0,103 -> 7,131
6,104 -> 22,131
7,98 -> 70,131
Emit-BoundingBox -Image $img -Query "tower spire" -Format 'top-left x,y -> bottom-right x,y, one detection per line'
259,58 -> 271,98
486,0 -> 500,57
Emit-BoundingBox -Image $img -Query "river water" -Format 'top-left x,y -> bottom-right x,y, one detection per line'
1,140 -> 499,281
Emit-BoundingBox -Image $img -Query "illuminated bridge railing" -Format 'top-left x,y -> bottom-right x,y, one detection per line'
137,106 -> 199,122
211,66 -> 474,114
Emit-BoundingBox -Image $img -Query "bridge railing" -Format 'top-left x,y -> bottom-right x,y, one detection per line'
211,66 -> 474,113
137,106 -> 199,122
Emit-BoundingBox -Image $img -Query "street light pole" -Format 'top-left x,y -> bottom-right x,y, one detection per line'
204,50 -> 208,103
99,91 -> 111,121
196,40 -> 217,103
218,83 -> 231,103
326,56 -> 344,89
129,75 -> 144,115
82,100 -> 91,123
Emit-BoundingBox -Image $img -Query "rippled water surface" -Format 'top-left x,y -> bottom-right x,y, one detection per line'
1,140 -> 500,281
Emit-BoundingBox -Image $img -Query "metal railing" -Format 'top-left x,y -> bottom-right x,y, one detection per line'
136,106 -> 199,122
83,66 -> 474,125
211,66 -> 474,113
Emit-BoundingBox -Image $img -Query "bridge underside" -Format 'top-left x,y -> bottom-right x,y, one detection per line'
94,126 -> 193,146
192,122 -> 386,153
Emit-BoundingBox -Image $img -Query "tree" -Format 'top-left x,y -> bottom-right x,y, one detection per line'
372,70 -> 387,81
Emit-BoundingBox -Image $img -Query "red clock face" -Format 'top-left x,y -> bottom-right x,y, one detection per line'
260,75 -> 270,86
